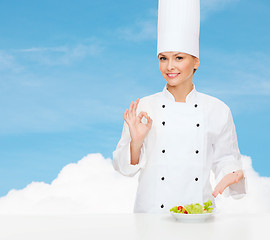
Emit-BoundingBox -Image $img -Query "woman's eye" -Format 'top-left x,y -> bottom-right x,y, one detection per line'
159,57 -> 166,60
176,56 -> 183,60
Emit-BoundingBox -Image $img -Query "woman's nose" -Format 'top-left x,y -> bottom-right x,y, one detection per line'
167,59 -> 175,70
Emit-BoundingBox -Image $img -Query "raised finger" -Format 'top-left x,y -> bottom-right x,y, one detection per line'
128,101 -> 134,117
132,98 -> 139,116
124,109 -> 129,122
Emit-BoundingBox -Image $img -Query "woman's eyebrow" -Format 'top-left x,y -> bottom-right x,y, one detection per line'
158,52 -> 183,57
173,52 -> 183,56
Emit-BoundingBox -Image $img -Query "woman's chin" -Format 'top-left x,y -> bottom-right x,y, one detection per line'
166,79 -> 184,86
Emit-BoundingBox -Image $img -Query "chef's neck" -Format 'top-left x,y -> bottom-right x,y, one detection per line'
166,81 -> 194,103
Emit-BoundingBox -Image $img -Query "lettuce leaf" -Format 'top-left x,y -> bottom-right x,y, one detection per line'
184,203 -> 204,214
203,199 -> 214,213
170,199 -> 214,214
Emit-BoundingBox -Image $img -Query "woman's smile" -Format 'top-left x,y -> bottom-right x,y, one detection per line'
167,73 -> 180,78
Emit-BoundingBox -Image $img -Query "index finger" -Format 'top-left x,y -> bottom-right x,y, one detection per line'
132,98 -> 140,115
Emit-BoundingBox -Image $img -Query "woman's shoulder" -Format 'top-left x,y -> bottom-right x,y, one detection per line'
140,91 -> 161,101
136,91 -> 162,114
138,91 -> 162,105
197,91 -> 231,113
197,92 -> 233,128
196,93 -> 231,121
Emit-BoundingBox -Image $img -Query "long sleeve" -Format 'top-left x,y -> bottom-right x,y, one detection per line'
211,108 -> 247,199
112,120 -> 147,177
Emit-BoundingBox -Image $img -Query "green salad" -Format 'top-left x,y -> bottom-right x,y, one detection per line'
170,199 -> 214,214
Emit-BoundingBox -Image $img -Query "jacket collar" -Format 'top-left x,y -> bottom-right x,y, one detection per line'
162,83 -> 197,103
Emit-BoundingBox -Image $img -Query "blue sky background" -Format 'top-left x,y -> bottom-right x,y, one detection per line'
0,0 -> 269,197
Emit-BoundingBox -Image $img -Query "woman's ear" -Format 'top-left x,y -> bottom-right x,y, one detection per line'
194,57 -> 200,70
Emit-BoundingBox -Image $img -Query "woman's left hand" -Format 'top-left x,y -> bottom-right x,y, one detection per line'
212,170 -> 244,198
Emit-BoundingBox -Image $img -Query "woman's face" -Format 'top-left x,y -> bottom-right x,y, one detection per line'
158,51 -> 200,87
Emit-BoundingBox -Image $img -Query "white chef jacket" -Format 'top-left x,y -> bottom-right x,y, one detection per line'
112,83 -> 247,213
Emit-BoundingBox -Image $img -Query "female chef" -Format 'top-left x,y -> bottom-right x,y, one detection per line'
112,0 -> 247,213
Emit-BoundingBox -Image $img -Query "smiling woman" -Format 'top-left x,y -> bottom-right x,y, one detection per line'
158,51 -> 200,102
112,0 -> 247,214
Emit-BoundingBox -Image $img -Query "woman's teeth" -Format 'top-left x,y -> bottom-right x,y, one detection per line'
167,73 -> 179,78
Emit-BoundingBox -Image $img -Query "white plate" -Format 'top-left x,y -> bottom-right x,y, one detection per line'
170,210 -> 215,223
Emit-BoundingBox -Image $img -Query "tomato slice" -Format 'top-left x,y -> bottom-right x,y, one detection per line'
177,206 -> 183,211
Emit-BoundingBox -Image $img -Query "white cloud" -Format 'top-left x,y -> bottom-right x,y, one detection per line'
0,51 -> 15,70
17,41 -> 104,66
0,40 -> 104,73
117,19 -> 157,42
116,8 -> 158,42
0,51 -> 23,72
0,39 -> 113,135
0,153 -> 138,214
199,49 -> 270,97
0,153 -> 269,214
19,46 -> 68,53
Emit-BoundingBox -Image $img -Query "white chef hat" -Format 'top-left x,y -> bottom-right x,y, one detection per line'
157,0 -> 200,59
